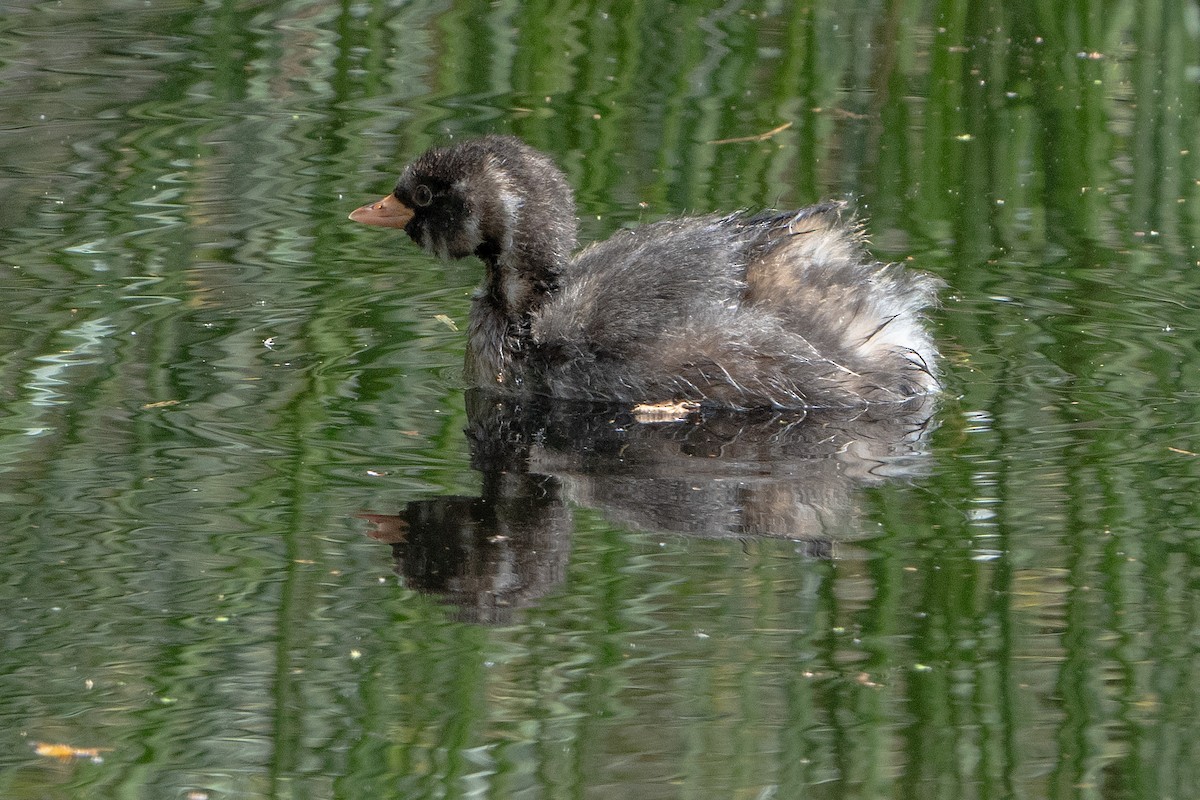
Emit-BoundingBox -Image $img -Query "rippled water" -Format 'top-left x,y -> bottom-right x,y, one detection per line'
1,1 -> 1198,798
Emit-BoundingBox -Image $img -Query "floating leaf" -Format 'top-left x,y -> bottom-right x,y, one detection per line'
33,741 -> 111,763
632,401 -> 699,423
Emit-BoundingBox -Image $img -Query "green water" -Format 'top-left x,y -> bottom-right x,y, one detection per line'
1,1 -> 1198,798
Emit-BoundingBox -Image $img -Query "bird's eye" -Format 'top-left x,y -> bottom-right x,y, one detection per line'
412,184 -> 433,207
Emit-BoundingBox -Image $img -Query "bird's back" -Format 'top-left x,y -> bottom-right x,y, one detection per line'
528,202 -> 939,409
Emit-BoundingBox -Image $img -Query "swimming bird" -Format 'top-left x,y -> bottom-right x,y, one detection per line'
350,135 -> 939,410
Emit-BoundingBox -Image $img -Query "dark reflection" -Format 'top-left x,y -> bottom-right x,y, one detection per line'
360,466 -> 572,626
361,390 -> 937,623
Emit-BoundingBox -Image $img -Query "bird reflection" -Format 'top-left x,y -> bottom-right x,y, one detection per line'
360,390 -> 937,623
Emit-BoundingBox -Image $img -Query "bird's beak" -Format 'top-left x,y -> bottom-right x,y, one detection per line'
349,194 -> 415,229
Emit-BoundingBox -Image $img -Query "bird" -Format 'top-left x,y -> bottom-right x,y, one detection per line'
350,134 -> 940,411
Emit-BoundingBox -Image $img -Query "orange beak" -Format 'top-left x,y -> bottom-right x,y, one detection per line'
349,194 -> 415,229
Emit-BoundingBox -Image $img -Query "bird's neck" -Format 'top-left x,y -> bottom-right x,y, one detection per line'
465,247 -> 563,392
478,245 -> 564,323
465,187 -> 577,390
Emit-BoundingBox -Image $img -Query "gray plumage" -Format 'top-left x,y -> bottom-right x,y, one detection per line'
365,135 -> 941,410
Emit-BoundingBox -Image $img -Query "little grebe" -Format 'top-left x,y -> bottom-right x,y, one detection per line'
350,135 -> 940,410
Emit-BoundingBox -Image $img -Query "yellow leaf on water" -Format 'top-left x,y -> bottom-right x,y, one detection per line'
33,741 -> 111,762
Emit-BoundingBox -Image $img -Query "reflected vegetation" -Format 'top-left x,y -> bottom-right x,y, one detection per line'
0,0 -> 1198,798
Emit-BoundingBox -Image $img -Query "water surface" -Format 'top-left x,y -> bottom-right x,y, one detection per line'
1,1 -> 1198,798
